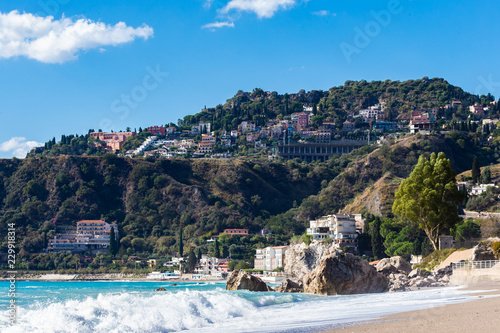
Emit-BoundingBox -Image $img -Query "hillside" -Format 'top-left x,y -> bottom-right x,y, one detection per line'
0,155 -> 343,255
343,173 -> 402,217
296,132 -> 496,220
183,77 -> 482,132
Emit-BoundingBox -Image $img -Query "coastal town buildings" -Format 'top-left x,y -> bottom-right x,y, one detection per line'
195,255 -> 230,276
409,114 -> 432,134
147,126 -> 166,136
307,214 -> 360,249
48,220 -> 118,254
89,131 -> 136,151
254,246 -> 288,271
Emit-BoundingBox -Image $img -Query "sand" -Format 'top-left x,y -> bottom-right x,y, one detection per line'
325,282 -> 500,333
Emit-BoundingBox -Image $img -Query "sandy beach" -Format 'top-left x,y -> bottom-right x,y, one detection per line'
325,282 -> 500,333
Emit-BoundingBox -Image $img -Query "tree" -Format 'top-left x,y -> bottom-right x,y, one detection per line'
187,249 -> 197,273
178,227 -> 184,257
109,227 -> 117,256
213,238 -> 220,258
368,215 -> 386,260
481,166 -> 491,184
454,220 -> 481,241
392,152 -> 464,251
471,156 -> 481,184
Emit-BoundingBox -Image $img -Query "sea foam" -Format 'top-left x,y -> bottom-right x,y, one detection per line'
0,285 -> 480,333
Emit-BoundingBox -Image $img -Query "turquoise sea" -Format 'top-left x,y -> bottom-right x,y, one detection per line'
0,280 -> 481,332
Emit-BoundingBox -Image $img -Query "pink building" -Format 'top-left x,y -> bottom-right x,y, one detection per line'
89,131 -> 136,151
147,126 -> 166,135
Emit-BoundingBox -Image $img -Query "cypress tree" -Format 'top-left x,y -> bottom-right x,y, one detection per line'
109,227 -> 117,256
369,216 -> 385,260
188,249 -> 197,273
213,238 -> 220,258
471,156 -> 481,184
178,227 -> 184,257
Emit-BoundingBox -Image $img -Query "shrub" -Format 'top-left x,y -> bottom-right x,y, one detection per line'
491,242 -> 500,258
414,248 -> 456,271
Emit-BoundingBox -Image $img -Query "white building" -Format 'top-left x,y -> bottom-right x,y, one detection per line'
240,121 -> 256,133
359,104 -> 384,122
307,214 -> 359,248
48,220 -> 118,254
471,184 -> 496,195
254,246 -> 288,271
132,136 -> 158,156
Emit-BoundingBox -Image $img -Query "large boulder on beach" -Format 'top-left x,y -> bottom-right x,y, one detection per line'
408,268 -> 430,279
226,271 -> 273,292
376,256 -> 412,275
469,243 -> 497,261
303,250 -> 389,295
284,241 -> 339,280
276,279 -> 303,293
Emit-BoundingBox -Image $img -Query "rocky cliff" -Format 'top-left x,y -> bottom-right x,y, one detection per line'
302,250 -> 389,295
284,241 -> 339,281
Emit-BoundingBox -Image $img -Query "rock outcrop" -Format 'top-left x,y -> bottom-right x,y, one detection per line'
276,279 -> 303,293
226,271 -> 273,292
469,242 -> 497,261
383,265 -> 451,292
376,256 -> 412,275
284,241 -> 339,280
303,250 -> 389,295
155,287 -> 166,291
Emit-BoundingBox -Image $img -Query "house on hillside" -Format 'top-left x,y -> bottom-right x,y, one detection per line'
307,214 -> 360,249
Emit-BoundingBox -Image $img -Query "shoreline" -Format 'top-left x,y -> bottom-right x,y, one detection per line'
0,273 -> 226,283
322,282 -> 500,333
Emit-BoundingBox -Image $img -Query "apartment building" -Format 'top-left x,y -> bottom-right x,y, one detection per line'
48,220 -> 118,254
254,246 -> 288,271
307,214 -> 360,248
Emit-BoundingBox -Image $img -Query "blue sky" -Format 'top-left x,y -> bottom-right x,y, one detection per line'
1,0 -> 500,158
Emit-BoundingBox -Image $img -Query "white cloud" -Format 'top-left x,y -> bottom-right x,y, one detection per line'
312,10 -> 329,16
0,137 -> 43,158
0,10 -> 154,63
202,21 -> 235,30
204,0 -> 215,9
220,0 -> 297,19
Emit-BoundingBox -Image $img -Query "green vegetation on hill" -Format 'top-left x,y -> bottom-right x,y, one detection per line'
0,155 -> 345,259
296,132 -> 498,221
181,77 -> 482,132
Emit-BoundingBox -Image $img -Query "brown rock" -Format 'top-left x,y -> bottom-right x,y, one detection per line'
303,250 -> 389,295
276,279 -> 303,293
376,256 -> 412,275
226,271 -> 273,292
155,287 -> 166,291
469,243 -> 497,261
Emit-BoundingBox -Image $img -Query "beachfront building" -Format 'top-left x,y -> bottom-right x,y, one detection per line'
254,246 -> 288,271
307,214 -> 360,249
195,255 -> 230,275
48,220 -> 118,254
